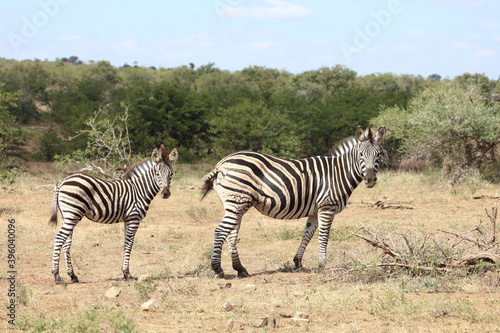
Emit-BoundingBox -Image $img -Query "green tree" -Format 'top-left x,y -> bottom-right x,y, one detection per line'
453,73 -> 499,102
55,106 -> 132,179
0,60 -> 52,123
372,81 -> 500,183
123,79 -> 210,160
49,60 -> 122,152
0,84 -> 26,176
209,99 -> 302,158
292,65 -> 357,100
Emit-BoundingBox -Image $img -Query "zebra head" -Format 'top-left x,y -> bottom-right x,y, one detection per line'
151,145 -> 178,199
355,126 -> 386,188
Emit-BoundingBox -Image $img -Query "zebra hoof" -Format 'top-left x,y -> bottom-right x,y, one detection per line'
214,270 -> 225,279
293,257 -> 302,270
123,273 -> 136,281
292,266 -> 303,273
54,274 -> 62,284
237,268 -> 249,278
70,274 -> 79,283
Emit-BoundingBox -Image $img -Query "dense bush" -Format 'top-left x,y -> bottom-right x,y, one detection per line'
1,57 -> 498,183
373,81 -> 500,183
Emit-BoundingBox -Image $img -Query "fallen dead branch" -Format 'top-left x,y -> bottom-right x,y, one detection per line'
343,204 -> 499,277
349,199 -> 414,210
371,200 -> 414,209
473,195 -> 500,200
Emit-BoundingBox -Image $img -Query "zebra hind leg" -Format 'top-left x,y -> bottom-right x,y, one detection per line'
62,233 -> 79,283
122,220 -> 140,281
227,222 -> 249,277
212,211 -> 247,278
293,216 -> 318,271
51,220 -> 78,284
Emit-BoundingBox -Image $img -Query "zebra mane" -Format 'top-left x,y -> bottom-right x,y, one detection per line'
327,136 -> 358,157
121,158 -> 153,180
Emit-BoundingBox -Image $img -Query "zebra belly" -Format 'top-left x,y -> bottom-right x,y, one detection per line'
253,198 -> 317,220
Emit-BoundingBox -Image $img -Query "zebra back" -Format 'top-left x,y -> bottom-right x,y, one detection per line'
328,136 -> 359,157
122,158 -> 154,180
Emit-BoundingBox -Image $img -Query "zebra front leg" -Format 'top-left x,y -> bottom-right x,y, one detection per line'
227,222 -> 249,277
122,220 -> 139,281
62,233 -> 79,283
293,216 -> 318,271
317,208 -> 335,267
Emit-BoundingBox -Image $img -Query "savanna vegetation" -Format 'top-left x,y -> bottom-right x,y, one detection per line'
1,56 -> 498,184
1,57 -> 500,331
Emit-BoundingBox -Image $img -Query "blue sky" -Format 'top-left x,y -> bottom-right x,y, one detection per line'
1,0 -> 499,78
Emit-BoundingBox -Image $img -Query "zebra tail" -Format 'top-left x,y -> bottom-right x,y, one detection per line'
48,185 -> 59,227
200,169 -> 217,200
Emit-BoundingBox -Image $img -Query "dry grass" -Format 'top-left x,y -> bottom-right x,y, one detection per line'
1,164 -> 500,332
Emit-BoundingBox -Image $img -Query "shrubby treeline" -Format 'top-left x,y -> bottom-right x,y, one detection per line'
0,57 -> 498,181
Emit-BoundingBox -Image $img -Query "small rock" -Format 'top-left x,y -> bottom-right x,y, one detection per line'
279,308 -> 294,318
141,299 -> 156,311
290,317 -> 309,327
243,284 -> 256,292
222,300 -> 242,311
293,292 -> 309,299
137,275 -> 150,282
295,311 -> 310,319
210,282 -> 232,291
251,317 -> 276,328
104,286 -> 121,298
226,319 -> 244,330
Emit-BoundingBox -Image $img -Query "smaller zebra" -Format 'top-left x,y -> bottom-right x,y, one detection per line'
49,145 -> 178,284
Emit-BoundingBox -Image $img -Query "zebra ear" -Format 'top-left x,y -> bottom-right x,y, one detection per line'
355,126 -> 365,141
374,126 -> 386,143
168,148 -> 178,163
151,148 -> 163,163
365,125 -> 373,141
159,144 -> 168,163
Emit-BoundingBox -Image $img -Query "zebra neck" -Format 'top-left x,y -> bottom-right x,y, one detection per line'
335,146 -> 363,188
131,168 -> 161,204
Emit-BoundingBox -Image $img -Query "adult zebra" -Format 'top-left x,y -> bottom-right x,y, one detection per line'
49,144 -> 178,284
202,126 -> 386,278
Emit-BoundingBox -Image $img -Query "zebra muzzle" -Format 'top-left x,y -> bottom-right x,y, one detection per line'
364,168 -> 377,188
161,186 -> 171,199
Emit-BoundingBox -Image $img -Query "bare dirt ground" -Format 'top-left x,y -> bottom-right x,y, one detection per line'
1,163 -> 500,332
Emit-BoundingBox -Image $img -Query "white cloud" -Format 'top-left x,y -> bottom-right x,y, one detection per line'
247,41 -> 278,51
59,35 -> 80,41
392,44 -> 420,52
115,40 -> 138,49
113,40 -> 141,54
433,0 -> 486,11
473,49 -> 495,57
405,30 -> 424,39
450,41 -> 477,49
163,51 -> 193,59
479,21 -> 499,29
189,32 -> 213,47
221,0 -> 317,19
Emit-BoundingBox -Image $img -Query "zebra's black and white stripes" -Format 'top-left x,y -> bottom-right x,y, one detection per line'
201,126 -> 386,278
49,145 -> 178,284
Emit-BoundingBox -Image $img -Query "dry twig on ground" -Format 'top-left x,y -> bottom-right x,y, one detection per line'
349,204 -> 499,274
